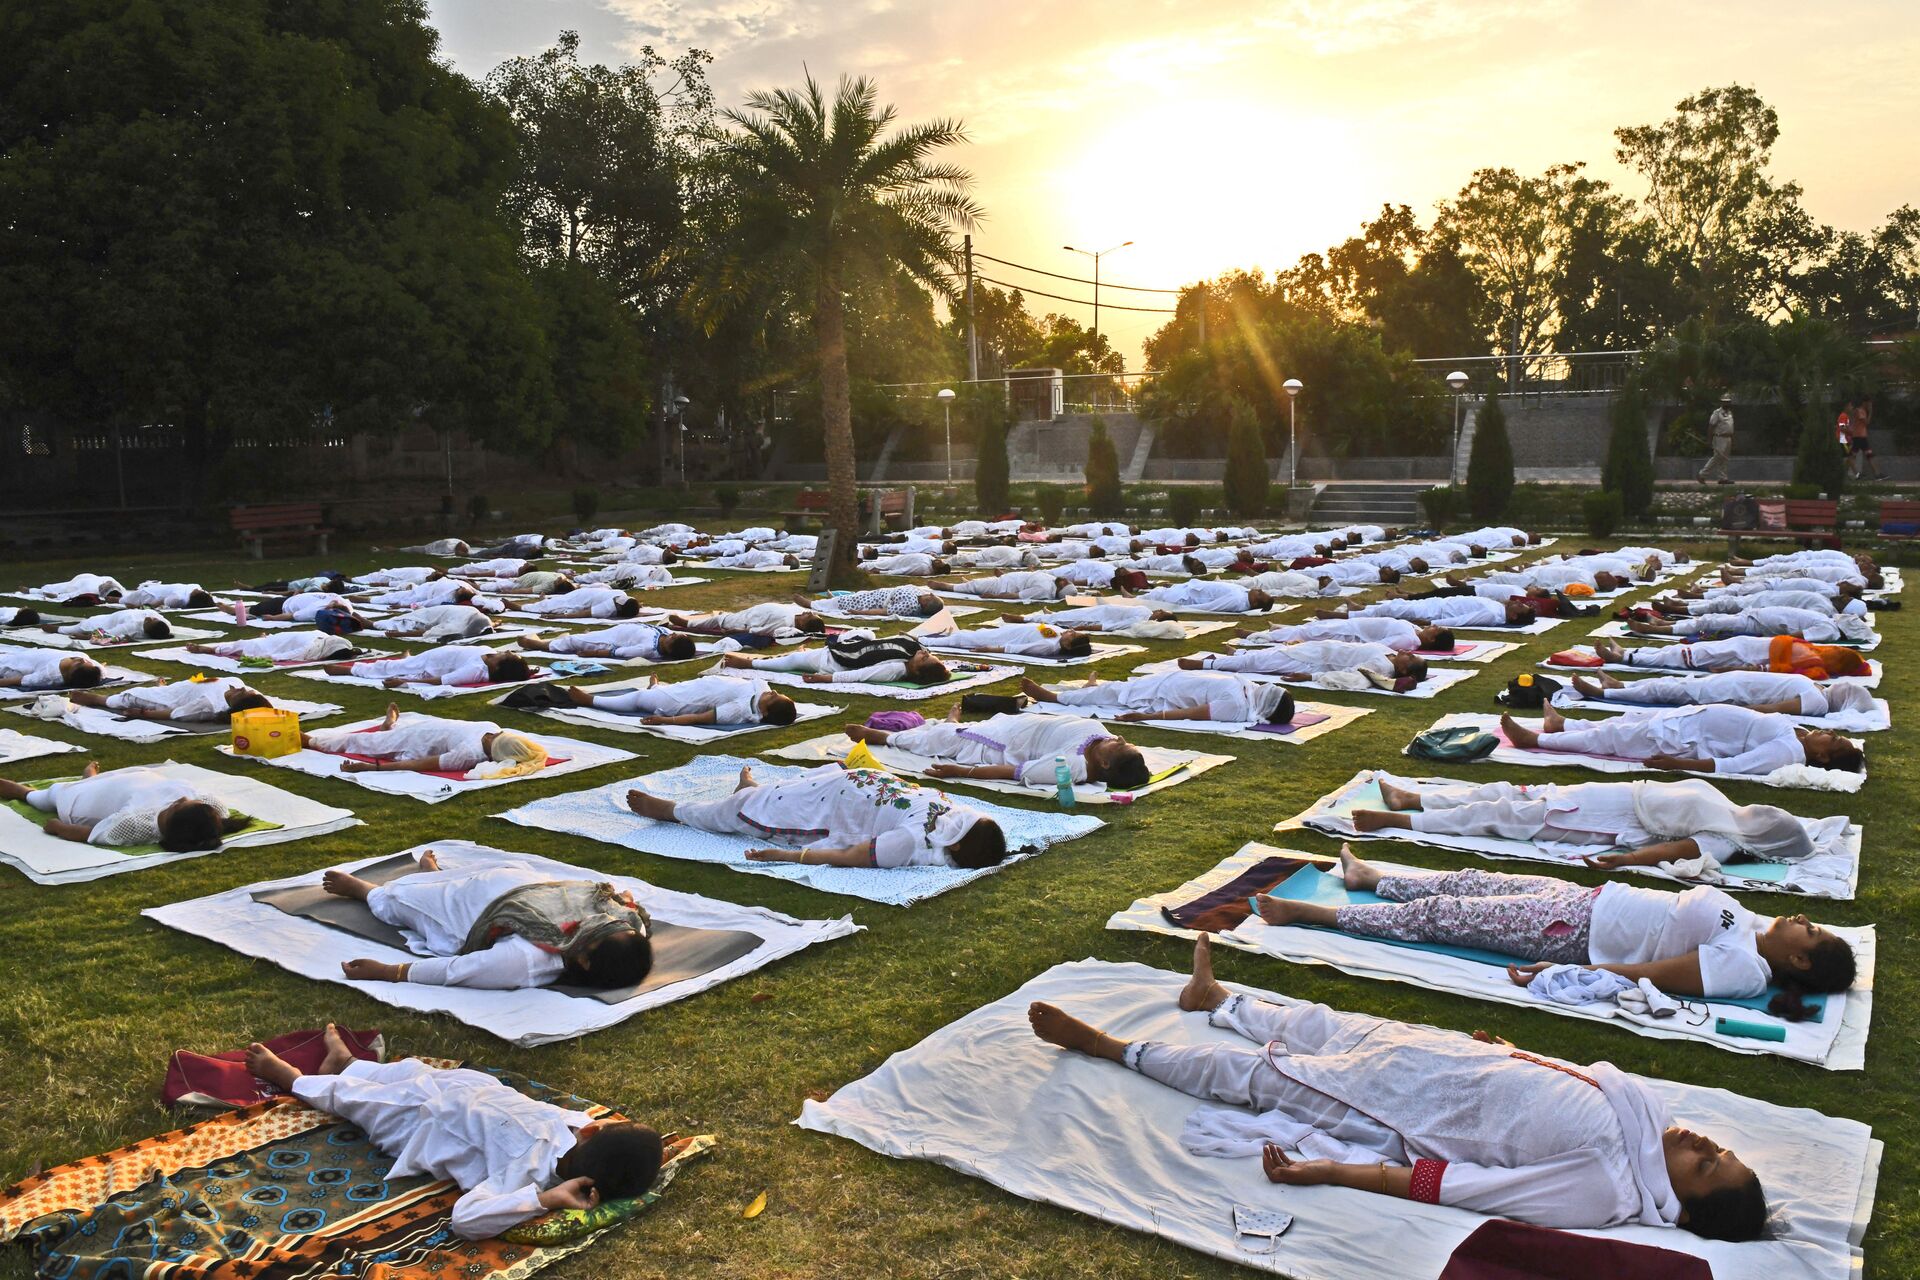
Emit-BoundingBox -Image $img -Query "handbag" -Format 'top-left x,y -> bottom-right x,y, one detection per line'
230,707 -> 301,758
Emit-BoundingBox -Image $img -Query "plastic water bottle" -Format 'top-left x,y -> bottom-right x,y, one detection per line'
1053,755 -> 1076,809
234,599 -> 248,627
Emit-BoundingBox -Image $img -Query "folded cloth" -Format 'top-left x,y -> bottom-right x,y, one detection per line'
1526,964 -> 1637,1005
865,710 -> 925,731
1439,1220 -> 1713,1280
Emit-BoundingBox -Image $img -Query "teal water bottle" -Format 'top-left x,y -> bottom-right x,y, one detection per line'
1053,755 -> 1076,809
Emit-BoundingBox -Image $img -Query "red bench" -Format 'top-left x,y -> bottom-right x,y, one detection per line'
1877,499 -> 1920,540
1719,498 -> 1840,553
231,502 -> 331,559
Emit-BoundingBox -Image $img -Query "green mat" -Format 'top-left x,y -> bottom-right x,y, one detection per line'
3,776 -> 279,857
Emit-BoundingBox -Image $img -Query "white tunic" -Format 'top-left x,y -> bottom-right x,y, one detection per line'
1140,581 -> 1258,612
56,609 -> 165,640
960,545 -> 1038,569
1243,570 -> 1337,597
591,674 -> 765,724
105,679 -> 248,721
1205,640 -> 1396,677
545,622 -> 672,660
1541,704 -> 1805,776
524,587 -> 630,618
373,605 -> 494,640
707,549 -> 790,569
276,591 -> 353,621
1057,670 -> 1284,722
291,1058 -> 589,1239
578,563 -> 674,588
119,582 -> 204,608
352,567 -> 441,587
952,571 -> 1060,601
868,553 -> 938,576
307,716 -> 499,772
687,603 -> 809,634
1028,604 -> 1153,632
27,766 -> 225,846
459,558 -> 532,578
1253,617 -> 1421,651
34,574 -> 125,599
0,645 -> 82,689
1622,636 -> 1775,671
365,862 -> 567,988
1600,671 -> 1836,716
1674,606 -> 1860,642
932,624 -> 1067,656
351,646 -> 494,687
1691,590 -> 1860,617
1357,597 -> 1510,627
1590,884 -> 1770,996
614,544 -> 669,565
213,632 -> 351,662
752,647 -> 910,684
1047,560 -> 1120,588
689,764 -> 976,866
367,581 -> 473,609
889,713 -> 1115,785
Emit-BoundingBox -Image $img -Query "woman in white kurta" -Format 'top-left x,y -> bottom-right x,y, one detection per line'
1139,581 -> 1273,613
959,545 -> 1039,570
1570,670 -> 1878,718
1681,589 -> 1865,617
707,549 -> 797,570
256,590 -> 357,622
246,1036 -> 662,1240
1029,939 -> 1770,1239
0,645 -> 103,689
520,587 -> 638,619
336,646 -> 528,688
866,552 -> 944,576
851,711 -> 1146,788
302,707 -> 547,777
458,557 -> 533,579
575,562 -> 673,589
1184,640 -> 1414,681
630,763 -> 1005,868
928,623 -> 1093,658
521,621 -> 692,662
50,608 -> 170,642
29,573 -> 125,601
1023,604 -> 1169,633
1317,559 -> 1401,587
1243,569 -> 1341,597
1047,560 -> 1133,590
568,673 -> 794,725
191,631 -> 354,664
119,581 -> 215,609
351,566 -> 443,588
70,677 -> 268,722
1351,595 -> 1534,628
1507,703 -> 1858,776
943,570 -> 1066,602
1651,606 -> 1871,644
0,763 -> 235,849
668,602 -> 822,638
1032,669 -> 1294,725
1247,617 -> 1448,652
371,604 -> 496,641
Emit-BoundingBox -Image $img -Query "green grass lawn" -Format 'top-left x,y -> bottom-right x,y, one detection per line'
0,535 -> 1913,1278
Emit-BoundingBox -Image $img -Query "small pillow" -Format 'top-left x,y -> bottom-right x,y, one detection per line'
501,1134 -> 716,1246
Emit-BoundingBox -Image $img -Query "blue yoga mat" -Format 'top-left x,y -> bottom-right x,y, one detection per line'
1267,865 -> 1822,1020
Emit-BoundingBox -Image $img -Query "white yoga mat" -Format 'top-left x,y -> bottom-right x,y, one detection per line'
1280,770 -> 1863,901
7,696 -> 344,744
0,729 -> 82,766
727,659 -> 1019,701
1025,694 -> 1371,744
137,641 -> 398,674
215,713 -> 639,803
797,958 -> 1878,1280
0,663 -> 155,701
144,840 -> 861,1047
766,732 -> 1233,803
1109,842 -> 1872,1070
0,760 -> 361,885
1547,684 -> 1890,732
494,755 -> 1104,906
1413,711 -> 1867,793
1538,647 -> 1883,689
0,623 -> 225,650
493,678 -> 841,743
1131,656 -> 1482,700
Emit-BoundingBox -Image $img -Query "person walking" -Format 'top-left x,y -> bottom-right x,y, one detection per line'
1698,393 -> 1735,485
1856,395 -> 1883,480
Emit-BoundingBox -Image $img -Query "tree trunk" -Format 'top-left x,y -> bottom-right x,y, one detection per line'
814,265 -> 859,577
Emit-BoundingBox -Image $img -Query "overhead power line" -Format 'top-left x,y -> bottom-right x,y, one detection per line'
972,274 -> 1178,314
972,251 -> 1185,294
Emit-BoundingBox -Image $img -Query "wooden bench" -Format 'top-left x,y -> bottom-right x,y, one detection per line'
781,488 -> 911,532
231,502 -> 331,559
1877,499 -> 1920,540
1719,498 -> 1840,554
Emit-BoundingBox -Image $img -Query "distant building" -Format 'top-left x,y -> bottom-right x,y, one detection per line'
1007,367 -> 1064,422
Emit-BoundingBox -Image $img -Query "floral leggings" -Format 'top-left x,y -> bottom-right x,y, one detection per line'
1334,869 -> 1597,964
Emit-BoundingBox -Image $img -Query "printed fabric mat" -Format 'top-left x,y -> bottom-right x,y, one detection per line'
0,1069 -> 712,1280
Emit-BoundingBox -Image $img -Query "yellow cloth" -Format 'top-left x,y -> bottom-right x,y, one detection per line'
479,729 -> 549,779
844,739 -> 885,772
1564,583 -> 1595,598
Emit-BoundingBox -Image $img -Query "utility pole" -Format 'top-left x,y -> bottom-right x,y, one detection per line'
964,234 -> 979,381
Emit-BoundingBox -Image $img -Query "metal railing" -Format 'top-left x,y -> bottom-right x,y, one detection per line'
1410,349 -> 1643,397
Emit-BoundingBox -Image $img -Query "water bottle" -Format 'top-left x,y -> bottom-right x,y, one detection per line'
1053,755 -> 1076,809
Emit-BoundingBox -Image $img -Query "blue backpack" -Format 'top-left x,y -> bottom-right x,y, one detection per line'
1407,725 -> 1499,761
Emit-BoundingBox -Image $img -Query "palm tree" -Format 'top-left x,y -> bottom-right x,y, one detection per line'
699,74 -> 979,574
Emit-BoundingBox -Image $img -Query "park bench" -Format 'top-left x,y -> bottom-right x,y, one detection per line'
1877,499 -> 1920,540
1719,497 -> 1840,554
231,502 -> 332,559
781,488 -> 911,532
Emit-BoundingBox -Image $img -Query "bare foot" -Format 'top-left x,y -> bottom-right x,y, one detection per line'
626,789 -> 675,820
245,1042 -> 301,1091
562,685 -> 594,706
1500,713 -> 1540,749
1376,779 -> 1422,811
1027,1003 -> 1125,1061
417,850 -> 441,871
1540,703 -> 1565,734
1337,844 -> 1382,891
1352,809 -> 1410,832
734,765 -> 756,792
1178,933 -> 1230,1012
322,869 -> 375,900
381,702 -> 401,729
1594,639 -> 1625,663
1571,675 -> 1603,699
1020,677 -> 1058,702
1252,894 -> 1308,926
845,724 -> 884,743
317,1023 -> 355,1074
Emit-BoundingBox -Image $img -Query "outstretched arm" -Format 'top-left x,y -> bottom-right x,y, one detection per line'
744,841 -> 876,866
924,763 -> 1019,780
339,754 -> 448,774
642,710 -> 717,726
44,819 -> 95,843
1116,702 -> 1213,722
1584,838 -> 1703,869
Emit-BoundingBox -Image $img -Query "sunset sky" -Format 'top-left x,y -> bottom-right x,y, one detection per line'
428,0 -> 1920,367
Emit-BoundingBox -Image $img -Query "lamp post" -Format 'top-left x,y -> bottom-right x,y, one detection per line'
1446,371 -> 1469,486
673,393 -> 691,487
1063,240 -> 1134,354
937,387 -> 956,482
1282,378 -> 1303,492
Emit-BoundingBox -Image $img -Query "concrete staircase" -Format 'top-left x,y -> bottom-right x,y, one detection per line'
1309,482 -> 1431,528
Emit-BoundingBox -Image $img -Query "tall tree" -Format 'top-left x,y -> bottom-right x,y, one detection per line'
697,75 -> 978,574
1465,390 -> 1515,520
1601,380 -> 1655,517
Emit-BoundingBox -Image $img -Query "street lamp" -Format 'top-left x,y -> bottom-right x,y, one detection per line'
1282,378 -> 1303,492
1063,240 -> 1134,354
936,388 -> 957,482
673,393 -> 691,487
1445,371 -> 1469,486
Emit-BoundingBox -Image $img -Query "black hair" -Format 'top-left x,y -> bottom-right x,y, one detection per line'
1681,1171 -> 1768,1242
658,633 -> 696,661
228,691 -> 272,713
613,597 -> 641,619
914,594 -> 942,617
761,694 -> 798,725
1768,934 -> 1856,1021
906,656 -> 951,686
1407,558 -> 1429,574
1427,627 -> 1455,651
1510,602 -> 1538,625
797,613 -> 825,633
1104,746 -> 1151,790
186,589 -> 215,608
929,559 -> 951,574
1058,632 -> 1093,657
860,547 -> 877,559
1406,658 -> 1429,680
946,817 -> 1009,868
565,930 -> 654,989
490,653 -> 533,683
1819,740 -> 1865,773
1380,567 -> 1401,584
1263,690 -> 1296,726
143,617 -> 173,639
566,1122 -> 665,1202
1182,556 -> 1206,576
10,608 -> 41,625
64,661 -> 103,689
260,597 -> 287,616
658,548 -> 677,563
159,800 -> 228,852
